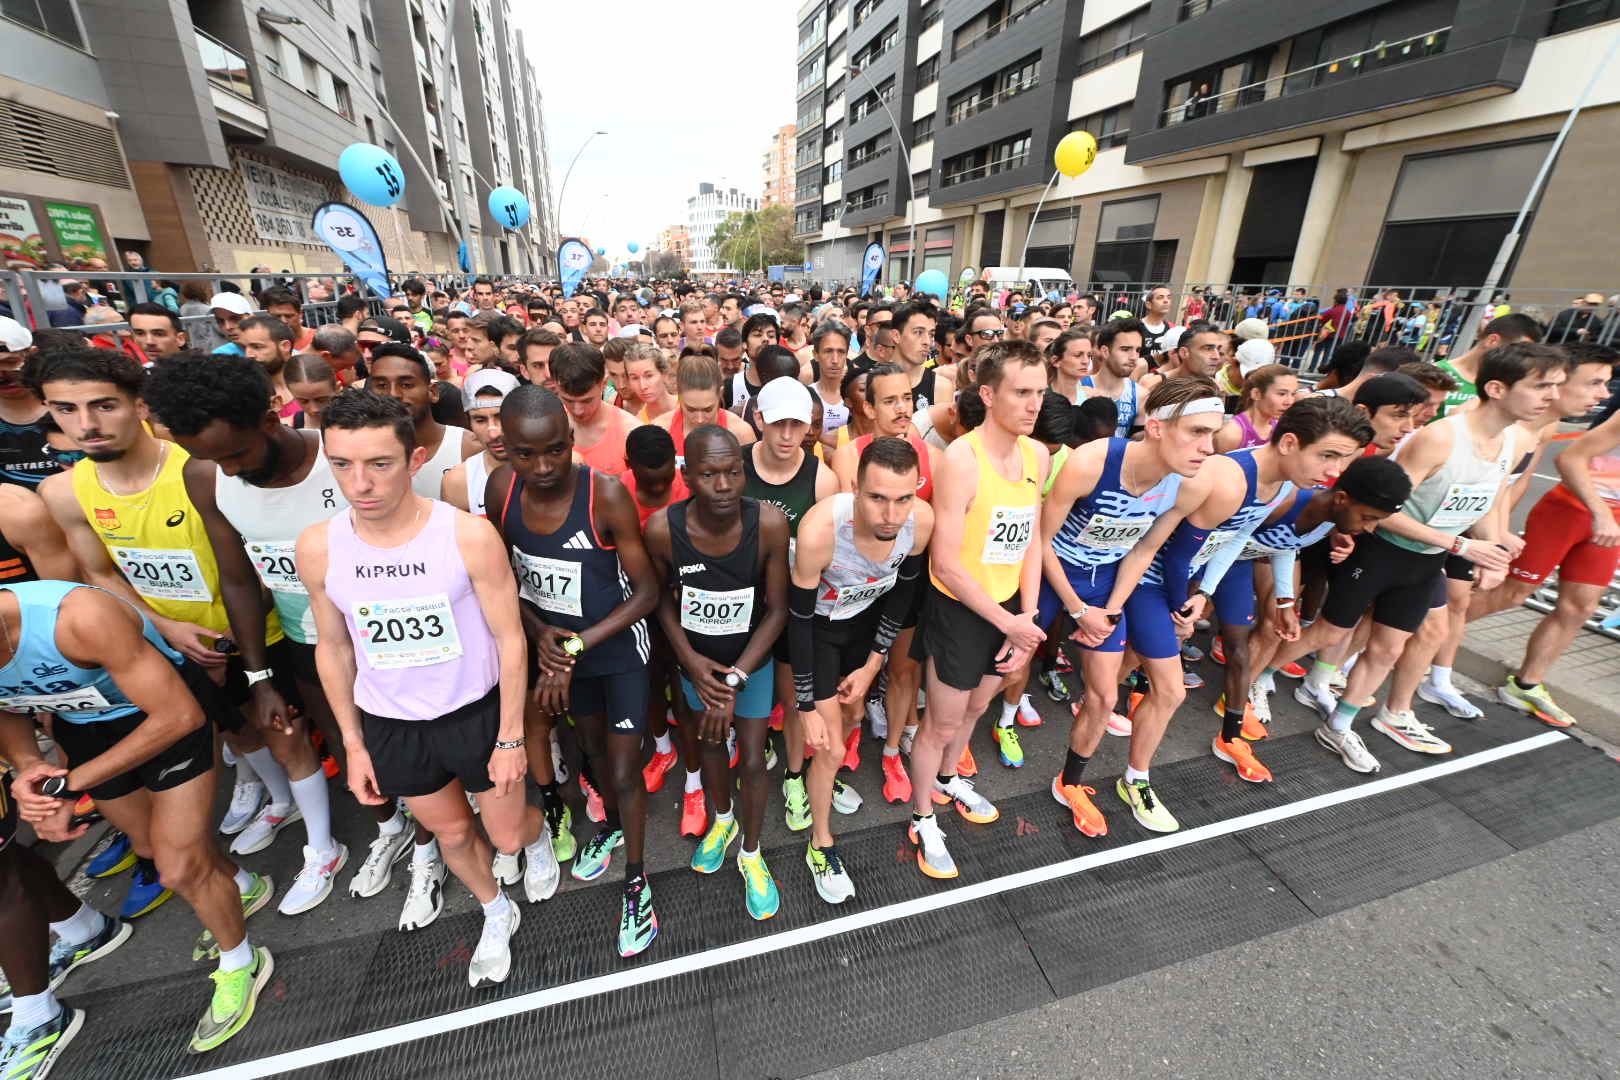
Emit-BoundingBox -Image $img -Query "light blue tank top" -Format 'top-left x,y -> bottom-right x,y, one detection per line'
1052,438 -> 1181,573
1080,376 -> 1139,438
0,581 -> 182,725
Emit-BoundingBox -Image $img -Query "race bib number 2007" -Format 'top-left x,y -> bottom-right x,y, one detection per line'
353,595 -> 462,670
680,586 -> 753,636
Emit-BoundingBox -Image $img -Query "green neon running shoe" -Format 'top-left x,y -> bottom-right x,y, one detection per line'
0,1003 -> 82,1079
737,850 -> 780,920
1115,778 -> 1180,834
1497,676 -> 1576,728
690,814 -> 738,874
992,724 -> 1025,768
189,946 -> 272,1054
192,872 -> 273,962
548,803 -> 578,863
782,774 -> 811,832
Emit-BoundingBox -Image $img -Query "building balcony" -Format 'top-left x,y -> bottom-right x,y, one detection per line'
196,29 -> 268,137
951,0 -> 1051,60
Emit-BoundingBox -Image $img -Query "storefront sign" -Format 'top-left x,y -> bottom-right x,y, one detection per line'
241,159 -> 328,246
43,201 -> 107,265
0,195 -> 46,268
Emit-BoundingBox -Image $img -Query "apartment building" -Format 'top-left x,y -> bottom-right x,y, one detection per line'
763,123 -> 799,207
792,0 -> 1620,292
688,182 -> 760,276
0,0 -> 552,276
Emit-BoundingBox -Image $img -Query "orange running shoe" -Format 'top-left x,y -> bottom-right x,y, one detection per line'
1212,735 -> 1273,783
841,728 -> 860,772
642,747 -> 679,793
881,752 -> 911,804
768,703 -> 785,732
956,744 -> 977,777
580,776 -> 605,823
1127,691 -> 1146,719
1050,776 -> 1107,836
1212,695 -> 1268,741
1280,660 -> 1307,679
680,789 -> 707,837
1211,635 -> 1226,665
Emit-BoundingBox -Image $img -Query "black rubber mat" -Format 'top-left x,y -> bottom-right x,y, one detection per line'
1428,737 -> 1620,850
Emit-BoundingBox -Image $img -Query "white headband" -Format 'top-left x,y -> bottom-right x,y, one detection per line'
1151,397 -> 1225,421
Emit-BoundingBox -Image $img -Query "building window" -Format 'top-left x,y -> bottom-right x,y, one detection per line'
912,112 -> 934,145
1070,104 -> 1130,151
824,161 -> 843,184
1548,0 -> 1620,34
853,0 -> 882,30
912,170 -> 930,198
919,0 -> 941,30
853,20 -> 899,70
1076,9 -> 1147,76
917,54 -> 939,89
299,50 -> 321,97
1,0 -> 85,49
822,202 -> 840,225
952,0 -> 1052,59
940,131 -> 1031,188
347,28 -> 361,65
825,118 -> 843,142
1092,195 -> 1160,286
947,52 -> 1040,125
334,79 -> 352,120
264,31 -> 283,76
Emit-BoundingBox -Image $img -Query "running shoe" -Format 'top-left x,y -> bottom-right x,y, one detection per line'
1372,707 -> 1452,755
218,780 -> 266,837
1105,711 -> 1133,737
1314,724 -> 1381,774
618,877 -> 658,958
1015,694 -> 1043,727
1212,736 -> 1274,783
1183,669 -> 1205,690
1115,778 -> 1179,833
1038,667 -> 1071,704
491,850 -> 521,887
87,832 -> 134,879
0,916 -> 130,1014
841,728 -> 861,771
765,739 -> 778,772
956,745 -> 978,777
680,789 -> 707,837
1211,635 -> 1226,665
769,703 -> 785,732
348,827 -> 413,898
782,774 -> 811,831
737,850 -> 780,920
579,776 -> 605,824
931,775 -> 999,824
899,725 -> 917,755
1127,690 -> 1146,718
398,855 -> 445,931
1279,660 -> 1308,680
545,803 -> 577,863
229,803 -> 302,857
1212,694 -> 1268,741
1294,681 -> 1337,722
277,844 -> 349,916
1247,681 -> 1274,728
866,695 -> 888,739
189,946 -> 272,1053
192,872 -> 274,962
1497,676 -> 1576,728
524,837 -> 560,903
992,725 -> 1024,768
1328,664 -> 1349,691
908,815 -> 958,879
728,727 -> 739,770
1053,650 -> 1073,674
0,1003 -> 81,1079
572,827 -> 624,882
1417,678 -> 1484,720
691,815 -> 738,874
642,746 -> 679,793
550,732 -> 569,784
1050,777 -> 1107,837
880,752 -> 911,804
468,900 -> 520,988
806,843 -> 855,904
120,858 -> 172,920
831,777 -> 863,815
1180,641 -> 1204,663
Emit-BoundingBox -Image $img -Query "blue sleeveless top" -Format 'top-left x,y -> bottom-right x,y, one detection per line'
1052,438 -> 1181,573
1080,377 -> 1139,438
1241,487 -> 1334,560
1144,446 -> 1292,586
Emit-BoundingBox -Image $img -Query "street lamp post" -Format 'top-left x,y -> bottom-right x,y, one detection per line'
556,131 -> 607,239
849,65 -> 916,285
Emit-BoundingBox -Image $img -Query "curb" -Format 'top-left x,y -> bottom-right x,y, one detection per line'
1454,642 -> 1620,753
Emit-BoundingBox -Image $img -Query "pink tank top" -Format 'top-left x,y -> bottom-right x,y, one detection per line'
323,500 -> 498,721
1233,411 -> 1266,448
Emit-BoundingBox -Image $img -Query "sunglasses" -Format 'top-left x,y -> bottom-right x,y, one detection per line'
974,328 -> 1008,339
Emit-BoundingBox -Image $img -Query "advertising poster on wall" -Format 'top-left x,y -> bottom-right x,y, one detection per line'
43,201 -> 108,266
0,195 -> 46,267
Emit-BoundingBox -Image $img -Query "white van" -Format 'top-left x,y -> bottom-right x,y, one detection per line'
982,266 -> 1076,299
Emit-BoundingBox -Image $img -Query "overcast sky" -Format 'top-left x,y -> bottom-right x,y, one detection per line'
513,4 -> 797,259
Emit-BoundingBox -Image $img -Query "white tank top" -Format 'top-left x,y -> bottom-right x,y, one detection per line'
464,452 -> 491,516
814,492 -> 915,621
214,441 -> 348,643
414,427 -> 468,498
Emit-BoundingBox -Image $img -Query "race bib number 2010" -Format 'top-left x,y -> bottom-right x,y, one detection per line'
352,595 -> 462,670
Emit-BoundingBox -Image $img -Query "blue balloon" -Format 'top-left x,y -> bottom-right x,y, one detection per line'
595,247 -> 606,256
486,186 -> 530,230
627,241 -> 640,254
338,143 -> 405,207
914,268 -> 949,300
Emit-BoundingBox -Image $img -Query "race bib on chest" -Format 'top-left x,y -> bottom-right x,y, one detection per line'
0,686 -> 113,713
114,546 -> 212,603
512,549 -> 583,617
680,585 -> 753,636
829,573 -> 897,619
352,595 -> 463,670
1075,513 -> 1154,551
1428,481 -> 1497,530
246,540 -> 304,595
982,505 -> 1036,565
1192,529 -> 1240,569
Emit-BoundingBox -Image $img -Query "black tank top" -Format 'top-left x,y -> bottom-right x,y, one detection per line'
913,367 -> 937,412
667,498 -> 763,667
498,467 -> 646,677
0,527 -> 37,585
744,448 -> 818,537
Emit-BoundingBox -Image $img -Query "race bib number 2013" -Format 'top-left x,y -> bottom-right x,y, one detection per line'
115,546 -> 212,603
353,595 -> 462,670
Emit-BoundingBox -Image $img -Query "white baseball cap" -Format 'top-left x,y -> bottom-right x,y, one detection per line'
1233,317 -> 1269,342
757,377 -> 813,425
0,316 -> 33,353
1236,338 -> 1276,376
462,368 -> 520,412
209,292 -> 254,316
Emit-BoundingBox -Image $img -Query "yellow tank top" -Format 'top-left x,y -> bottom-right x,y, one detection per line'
72,443 -> 282,643
931,429 -> 1040,604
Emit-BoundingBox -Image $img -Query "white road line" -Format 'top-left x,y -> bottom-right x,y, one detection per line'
180,730 -> 1570,1080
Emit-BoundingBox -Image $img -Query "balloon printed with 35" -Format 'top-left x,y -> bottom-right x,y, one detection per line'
338,143 -> 406,207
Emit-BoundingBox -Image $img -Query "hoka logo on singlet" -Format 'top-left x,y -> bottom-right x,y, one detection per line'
93,507 -> 121,532
678,563 -> 706,575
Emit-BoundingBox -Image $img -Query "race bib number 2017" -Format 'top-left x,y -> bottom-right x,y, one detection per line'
353,595 -> 462,670
512,549 -> 583,617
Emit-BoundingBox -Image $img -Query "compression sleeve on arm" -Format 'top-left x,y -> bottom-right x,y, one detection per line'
1196,530 -> 1249,598
872,553 -> 923,655
1159,521 -> 1210,609
1270,549 -> 1298,601
789,583 -> 818,712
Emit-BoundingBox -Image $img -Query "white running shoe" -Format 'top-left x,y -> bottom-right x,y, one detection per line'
277,844 -> 349,916
1294,681 -> 1337,722
468,900 -> 521,987
1106,712 -> 1132,737
491,850 -> 521,886
909,815 -> 957,879
899,725 -> 917,756
1314,724 -> 1381,773
866,696 -> 889,740
523,839 -> 560,903
831,778 -> 862,814
348,828 -> 413,898
1372,707 -> 1453,755
229,803 -> 301,856
933,775 -> 998,824
1016,694 -> 1041,725
550,732 -> 569,784
398,854 -> 446,931
1417,678 -> 1484,720
218,781 -> 266,837
1247,681 -> 1273,727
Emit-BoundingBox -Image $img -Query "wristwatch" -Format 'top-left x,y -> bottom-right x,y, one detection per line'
244,668 -> 275,688
724,667 -> 749,689
40,775 -> 82,802
1067,600 -> 1089,621
562,635 -> 586,658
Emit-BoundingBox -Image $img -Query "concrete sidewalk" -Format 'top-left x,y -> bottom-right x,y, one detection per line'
1456,609 -> 1620,748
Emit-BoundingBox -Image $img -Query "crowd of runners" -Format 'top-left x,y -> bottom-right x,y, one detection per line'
0,273 -> 1615,1078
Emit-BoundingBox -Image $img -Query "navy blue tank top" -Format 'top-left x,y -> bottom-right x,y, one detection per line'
667,498 -> 764,667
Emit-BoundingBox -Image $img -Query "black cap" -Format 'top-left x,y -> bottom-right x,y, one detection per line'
1336,454 -> 1412,513
1353,372 -> 1428,411
358,315 -> 412,344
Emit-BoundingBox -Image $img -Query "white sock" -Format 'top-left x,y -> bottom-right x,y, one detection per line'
413,839 -> 439,865
714,807 -> 735,825
289,771 -> 335,855
378,809 -> 407,836
882,745 -> 899,758
8,991 -> 59,1032
998,701 -> 1017,728
1125,766 -> 1150,784
241,748 -> 293,806
654,732 -> 673,755
217,938 -> 254,973
683,768 -> 702,794
233,866 -> 254,895
739,845 -> 758,860
231,749 -> 255,784
1430,665 -> 1454,689
481,890 -> 511,919
48,902 -> 106,946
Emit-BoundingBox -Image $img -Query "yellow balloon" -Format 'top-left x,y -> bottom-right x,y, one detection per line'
1054,131 -> 1098,178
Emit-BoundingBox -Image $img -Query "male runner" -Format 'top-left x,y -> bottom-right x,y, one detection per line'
298,390 -> 543,986
0,319 -> 62,490
489,386 -> 659,949
1082,320 -> 1145,438
1433,313 -> 1544,418
790,437 -> 932,902
126,303 -> 189,363
906,342 -> 1048,878
889,303 -> 940,412
0,581 -> 269,1055
442,371 -> 519,516
1139,324 -> 1226,393
554,343 -> 637,475
809,323 -> 853,452
518,328 -> 562,395
364,344 -> 479,498
645,426 -> 790,919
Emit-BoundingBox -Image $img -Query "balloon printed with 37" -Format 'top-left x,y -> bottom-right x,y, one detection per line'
487,186 -> 530,230
338,143 -> 406,208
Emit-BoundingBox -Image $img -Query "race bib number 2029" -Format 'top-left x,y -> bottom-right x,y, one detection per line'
982,505 -> 1036,565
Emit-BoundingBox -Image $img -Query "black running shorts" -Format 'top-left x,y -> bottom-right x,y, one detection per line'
52,704 -> 216,802
570,672 -> 650,735
362,685 -> 500,798
913,583 -> 1019,692
1321,532 -> 1446,635
812,608 -> 881,704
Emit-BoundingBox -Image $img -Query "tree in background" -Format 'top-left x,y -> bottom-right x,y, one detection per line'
646,250 -> 685,278
710,205 -> 804,274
